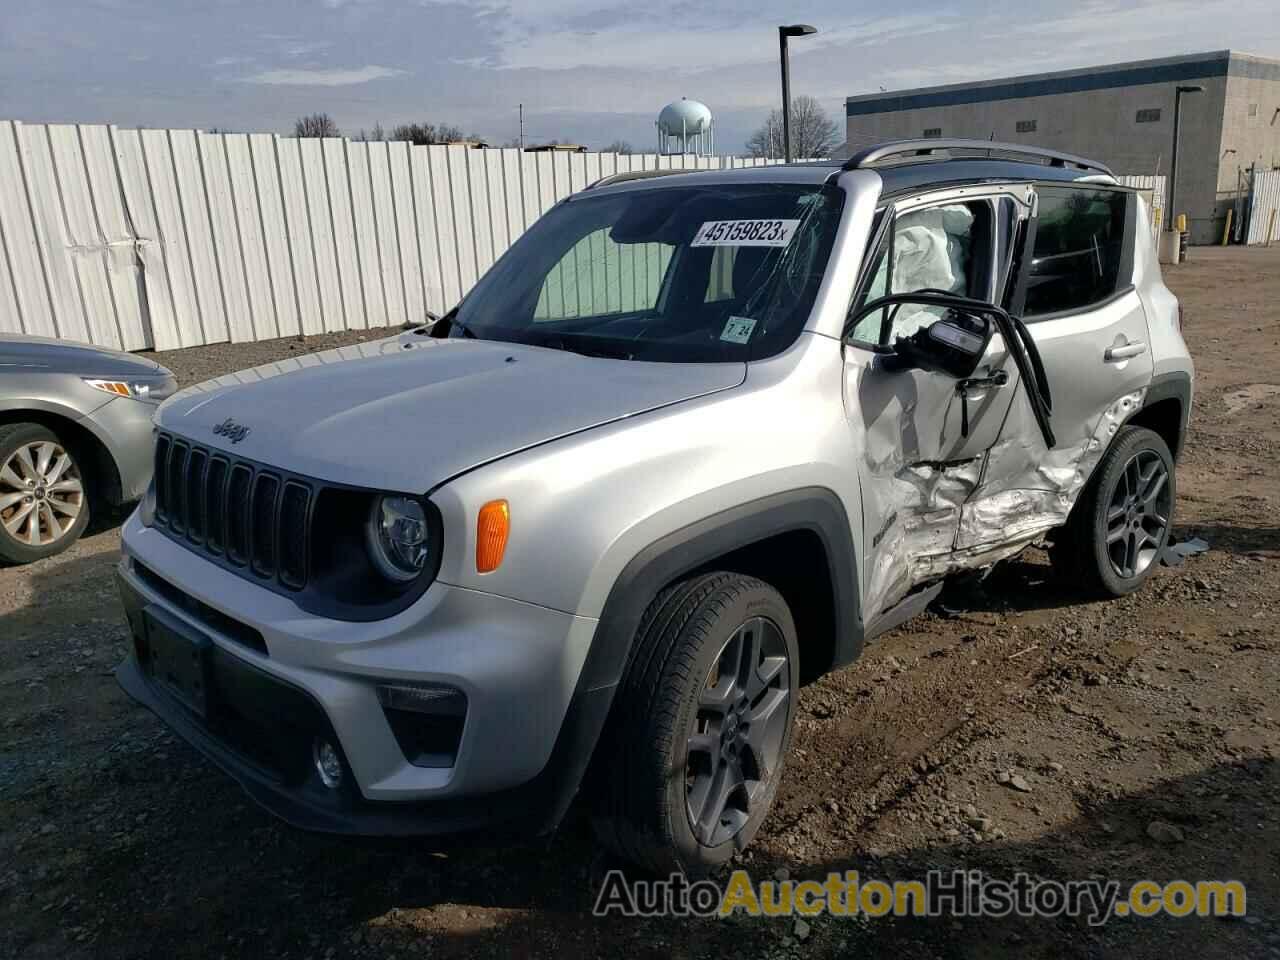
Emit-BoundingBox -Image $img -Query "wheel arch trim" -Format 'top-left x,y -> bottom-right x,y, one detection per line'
581,486 -> 863,694
1137,370 -> 1191,460
510,487 -> 863,835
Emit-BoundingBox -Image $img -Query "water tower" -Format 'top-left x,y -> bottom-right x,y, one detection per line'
657,97 -> 715,155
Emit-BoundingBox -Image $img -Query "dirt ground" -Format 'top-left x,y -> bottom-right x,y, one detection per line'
2,248 -> 1278,960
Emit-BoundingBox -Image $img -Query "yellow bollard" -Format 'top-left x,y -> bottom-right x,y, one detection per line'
1221,209 -> 1233,246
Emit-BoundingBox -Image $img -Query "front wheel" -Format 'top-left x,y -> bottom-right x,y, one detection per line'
1052,425 -> 1175,597
0,423 -> 91,564
591,572 -> 799,875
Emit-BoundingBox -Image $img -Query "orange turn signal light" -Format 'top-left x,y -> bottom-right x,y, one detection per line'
476,500 -> 510,573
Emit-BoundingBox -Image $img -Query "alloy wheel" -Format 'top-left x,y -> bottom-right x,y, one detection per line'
684,616 -> 792,847
0,441 -> 85,547
1105,449 -> 1171,580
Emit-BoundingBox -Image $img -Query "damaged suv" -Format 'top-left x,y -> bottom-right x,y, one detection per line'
116,140 -> 1192,874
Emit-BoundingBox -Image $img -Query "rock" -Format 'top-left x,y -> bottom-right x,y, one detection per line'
1008,775 -> 1032,793
1146,820 -> 1185,844
773,867 -> 790,883
825,799 -> 839,814
866,847 -> 887,860
1047,761 -> 1065,774
794,918 -> 812,942
969,816 -> 994,832
995,770 -> 1011,785
962,803 -> 978,819
39,823 -> 56,836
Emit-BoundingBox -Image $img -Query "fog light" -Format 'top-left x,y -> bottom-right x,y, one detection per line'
312,738 -> 343,789
376,682 -> 466,716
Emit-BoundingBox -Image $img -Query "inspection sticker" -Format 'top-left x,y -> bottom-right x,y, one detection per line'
720,316 -> 758,344
692,219 -> 799,247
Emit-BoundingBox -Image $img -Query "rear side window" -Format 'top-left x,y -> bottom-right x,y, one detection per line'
1024,187 -> 1127,317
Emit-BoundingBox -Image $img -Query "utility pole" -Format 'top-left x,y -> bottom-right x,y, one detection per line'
777,24 -> 816,162
1168,84 -> 1203,232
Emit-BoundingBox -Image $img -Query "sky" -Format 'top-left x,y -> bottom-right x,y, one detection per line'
1,0 -> 1278,153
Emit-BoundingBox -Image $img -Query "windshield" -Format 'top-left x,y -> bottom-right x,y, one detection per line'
451,181 -> 845,362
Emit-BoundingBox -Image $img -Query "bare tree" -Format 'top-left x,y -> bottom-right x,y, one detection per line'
745,95 -> 839,159
602,139 -> 634,154
353,123 -> 387,142
294,113 -> 339,138
388,122 -> 471,145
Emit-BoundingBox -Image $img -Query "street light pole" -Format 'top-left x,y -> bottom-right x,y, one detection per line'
777,24 -> 817,162
1168,84 -> 1203,232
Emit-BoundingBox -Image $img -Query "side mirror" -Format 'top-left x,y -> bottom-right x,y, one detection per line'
846,292 -> 994,379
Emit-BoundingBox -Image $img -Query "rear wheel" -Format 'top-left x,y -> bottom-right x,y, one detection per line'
1052,425 -> 1174,597
0,423 -> 90,564
591,572 -> 799,875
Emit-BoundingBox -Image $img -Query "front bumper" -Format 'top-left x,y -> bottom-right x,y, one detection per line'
114,512 -> 608,836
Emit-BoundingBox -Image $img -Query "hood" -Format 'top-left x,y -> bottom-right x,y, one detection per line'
158,335 -> 745,491
0,333 -> 165,378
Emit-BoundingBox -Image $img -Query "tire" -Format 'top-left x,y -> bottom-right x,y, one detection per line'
590,572 -> 799,875
0,423 -> 91,564
1051,425 -> 1174,598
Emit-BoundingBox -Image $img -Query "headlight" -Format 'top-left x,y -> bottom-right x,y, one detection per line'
365,496 -> 431,582
84,374 -> 178,404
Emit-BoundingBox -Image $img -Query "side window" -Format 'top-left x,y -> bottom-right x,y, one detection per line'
849,200 -> 992,345
1023,187 -> 1127,318
534,229 -> 673,321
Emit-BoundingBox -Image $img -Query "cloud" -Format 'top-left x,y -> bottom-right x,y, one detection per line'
239,65 -> 406,86
444,5 -> 951,75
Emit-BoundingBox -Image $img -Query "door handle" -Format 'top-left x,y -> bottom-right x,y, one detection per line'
1105,341 -> 1147,361
957,369 -> 1009,392
956,370 -> 1009,438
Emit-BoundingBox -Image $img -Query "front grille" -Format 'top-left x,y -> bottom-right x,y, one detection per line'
153,433 -> 312,590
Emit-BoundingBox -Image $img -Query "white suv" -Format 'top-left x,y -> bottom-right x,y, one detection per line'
116,140 -> 1193,874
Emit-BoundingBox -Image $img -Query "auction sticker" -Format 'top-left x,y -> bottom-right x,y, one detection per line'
720,316 -> 758,344
692,219 -> 799,247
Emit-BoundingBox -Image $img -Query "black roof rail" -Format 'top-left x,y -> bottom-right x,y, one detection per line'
586,167 -> 706,190
843,139 -> 1113,176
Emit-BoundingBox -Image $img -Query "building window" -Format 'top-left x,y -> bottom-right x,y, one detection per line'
922,127 -> 942,138
1016,119 -> 1037,133
1248,103 -> 1259,118
1135,108 -> 1162,123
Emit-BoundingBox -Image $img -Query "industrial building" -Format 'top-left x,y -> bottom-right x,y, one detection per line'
844,51 -> 1280,244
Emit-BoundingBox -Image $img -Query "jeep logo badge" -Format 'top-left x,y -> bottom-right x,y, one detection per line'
213,418 -> 250,444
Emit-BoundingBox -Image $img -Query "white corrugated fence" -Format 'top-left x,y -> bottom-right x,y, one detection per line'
1245,169 -> 1280,245
0,121 -> 806,352
0,120 -> 1168,353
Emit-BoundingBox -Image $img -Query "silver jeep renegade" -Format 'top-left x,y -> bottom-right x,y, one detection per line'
116,140 -> 1193,874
